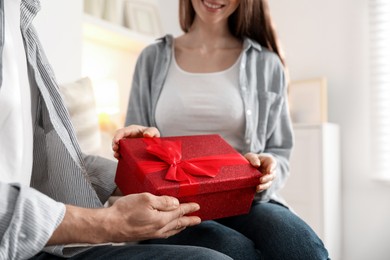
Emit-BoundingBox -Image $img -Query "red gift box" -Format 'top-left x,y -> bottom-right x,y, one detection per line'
115,134 -> 261,220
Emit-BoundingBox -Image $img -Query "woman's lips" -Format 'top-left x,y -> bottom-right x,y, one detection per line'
202,0 -> 224,10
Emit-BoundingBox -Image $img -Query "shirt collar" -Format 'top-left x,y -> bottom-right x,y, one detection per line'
20,0 -> 40,33
243,37 -> 263,52
160,34 -> 263,53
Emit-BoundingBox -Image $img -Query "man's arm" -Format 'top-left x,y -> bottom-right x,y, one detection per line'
48,193 -> 201,245
1,181 -> 201,259
0,182 -> 65,260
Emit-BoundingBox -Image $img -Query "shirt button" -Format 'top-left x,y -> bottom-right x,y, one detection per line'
242,86 -> 247,91
246,110 -> 252,115
241,63 -> 246,69
246,139 -> 251,144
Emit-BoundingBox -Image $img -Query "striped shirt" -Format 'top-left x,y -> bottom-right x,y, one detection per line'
0,0 -> 117,259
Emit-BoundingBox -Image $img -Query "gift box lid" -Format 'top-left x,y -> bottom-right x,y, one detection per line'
117,134 -> 261,197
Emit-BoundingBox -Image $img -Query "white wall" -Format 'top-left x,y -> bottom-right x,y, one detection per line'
157,0 -> 181,36
33,0 -> 83,83
269,0 -> 390,259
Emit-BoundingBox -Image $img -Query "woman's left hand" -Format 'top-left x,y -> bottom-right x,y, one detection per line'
244,153 -> 277,193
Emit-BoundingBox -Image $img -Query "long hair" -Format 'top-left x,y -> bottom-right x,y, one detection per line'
178,0 -> 286,67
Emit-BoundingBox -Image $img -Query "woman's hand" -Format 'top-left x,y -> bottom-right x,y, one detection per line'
244,153 -> 277,193
112,124 -> 160,159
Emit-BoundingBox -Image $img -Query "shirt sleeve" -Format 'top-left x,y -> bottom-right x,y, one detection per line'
82,154 -> 118,204
125,42 -> 167,127
254,52 -> 294,203
261,92 -> 294,201
0,182 -> 65,260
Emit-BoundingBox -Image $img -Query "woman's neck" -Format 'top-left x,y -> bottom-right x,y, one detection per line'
179,17 -> 241,50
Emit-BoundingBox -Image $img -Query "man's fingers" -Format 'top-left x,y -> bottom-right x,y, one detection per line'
150,195 -> 180,211
162,227 -> 186,239
151,201 -> 201,239
151,197 -> 201,232
173,202 -> 200,216
150,195 -> 200,216
166,215 -> 201,231
159,215 -> 201,238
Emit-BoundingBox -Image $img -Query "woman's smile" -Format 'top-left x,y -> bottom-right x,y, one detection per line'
202,0 -> 225,11
191,0 -> 240,25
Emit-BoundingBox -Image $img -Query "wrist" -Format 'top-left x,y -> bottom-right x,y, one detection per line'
48,205 -> 109,245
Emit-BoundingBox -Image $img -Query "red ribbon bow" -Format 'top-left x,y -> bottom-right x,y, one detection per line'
137,138 -> 248,184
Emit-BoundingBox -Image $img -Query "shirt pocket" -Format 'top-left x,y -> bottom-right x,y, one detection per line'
257,91 -> 284,140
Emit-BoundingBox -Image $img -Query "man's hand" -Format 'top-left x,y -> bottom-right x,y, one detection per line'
112,125 -> 160,159
47,193 -> 201,245
104,193 -> 200,241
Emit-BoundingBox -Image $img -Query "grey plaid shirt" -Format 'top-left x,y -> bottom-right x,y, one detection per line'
126,35 -> 294,206
0,0 -> 117,258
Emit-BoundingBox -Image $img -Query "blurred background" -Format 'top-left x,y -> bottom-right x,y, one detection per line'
35,0 -> 390,259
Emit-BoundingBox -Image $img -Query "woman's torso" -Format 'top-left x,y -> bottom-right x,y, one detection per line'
155,38 -> 247,152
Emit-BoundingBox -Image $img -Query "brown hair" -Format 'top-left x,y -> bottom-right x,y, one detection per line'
178,0 -> 286,66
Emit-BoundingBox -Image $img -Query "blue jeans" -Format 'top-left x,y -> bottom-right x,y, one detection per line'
144,201 -> 330,260
32,201 -> 329,260
30,244 -> 232,260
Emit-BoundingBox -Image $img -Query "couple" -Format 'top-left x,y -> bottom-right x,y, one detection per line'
0,0 -> 329,259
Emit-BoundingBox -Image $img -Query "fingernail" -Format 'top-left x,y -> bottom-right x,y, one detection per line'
194,204 -> 200,211
173,198 -> 179,207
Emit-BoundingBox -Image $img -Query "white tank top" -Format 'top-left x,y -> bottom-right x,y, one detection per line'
155,45 -> 246,152
0,0 -> 33,186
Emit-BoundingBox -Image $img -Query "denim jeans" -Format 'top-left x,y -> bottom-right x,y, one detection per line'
144,201 -> 330,260
30,244 -> 232,260
32,201 -> 329,260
